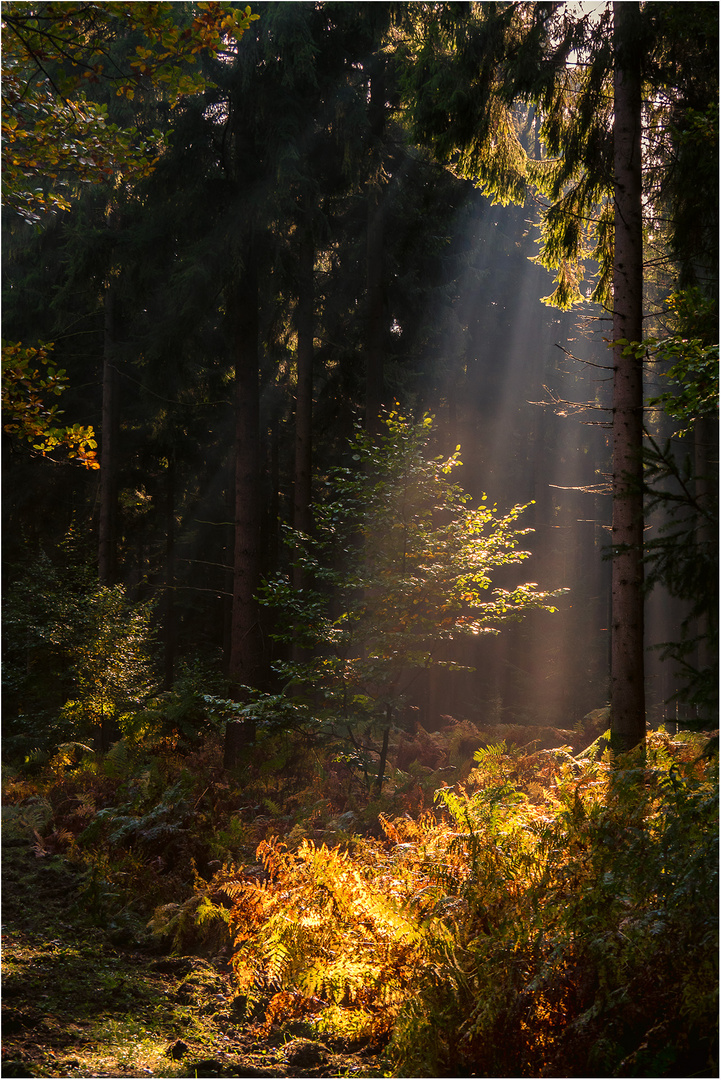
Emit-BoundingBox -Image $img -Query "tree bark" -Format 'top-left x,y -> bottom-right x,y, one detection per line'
610,1 -> 645,754
293,226 -> 315,546
163,455 -> 176,692
290,224 -> 315,666
366,183 -> 385,437
99,282 -> 118,587
374,714 -> 391,796
225,245 -> 263,768
694,415 -> 718,698
365,60 -> 387,438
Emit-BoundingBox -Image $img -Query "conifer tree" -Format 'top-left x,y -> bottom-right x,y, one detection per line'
4,1 -> 645,743
610,1 -> 645,749
2,2 -> 259,608
403,1 -> 717,750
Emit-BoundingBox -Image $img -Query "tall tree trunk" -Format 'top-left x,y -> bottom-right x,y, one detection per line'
225,245 -> 263,768
291,226 -> 315,665
293,226 -> 315,546
365,183 -> 385,436
610,1 -> 645,754
99,282 -> 118,588
163,454 -> 176,691
267,404 -> 280,572
365,60 -> 387,438
694,415 -> 717,703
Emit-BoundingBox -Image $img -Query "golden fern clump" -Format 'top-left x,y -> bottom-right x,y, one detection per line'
383,749 -> 597,1073
259,989 -> 326,1035
424,739 -> 715,1076
226,822 -> 456,1040
2,772 -> 39,803
218,738 -> 717,1077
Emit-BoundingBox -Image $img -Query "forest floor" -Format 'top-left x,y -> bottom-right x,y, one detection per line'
1,841 -> 386,1079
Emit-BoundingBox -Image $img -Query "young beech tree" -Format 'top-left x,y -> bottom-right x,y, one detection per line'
1,1 -> 258,222
251,412 -> 561,787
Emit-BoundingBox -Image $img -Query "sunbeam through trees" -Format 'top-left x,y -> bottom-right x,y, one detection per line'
2,2 -> 717,1077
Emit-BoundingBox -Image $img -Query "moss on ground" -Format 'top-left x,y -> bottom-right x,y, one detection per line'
1,840 -> 385,1078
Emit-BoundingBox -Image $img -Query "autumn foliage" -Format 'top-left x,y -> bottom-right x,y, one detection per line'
2,341 -> 99,467
204,735 -> 718,1077
2,2 -> 258,220
3,715 -> 717,1077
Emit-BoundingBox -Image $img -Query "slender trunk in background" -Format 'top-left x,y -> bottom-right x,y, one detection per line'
365,62 -> 387,438
610,1 -> 645,754
267,406 -> 280,571
365,184 -> 385,436
293,226 -> 315,546
374,709 -> 391,796
694,415 -> 717,696
163,455 -> 176,691
291,226 -> 315,665
225,246 -> 262,768
97,280 -> 119,751
99,283 -> 118,587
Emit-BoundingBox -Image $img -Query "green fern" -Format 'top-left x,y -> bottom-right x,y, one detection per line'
196,895 -> 230,929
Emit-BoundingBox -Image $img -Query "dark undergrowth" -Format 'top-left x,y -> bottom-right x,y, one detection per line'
2,723 -> 718,1077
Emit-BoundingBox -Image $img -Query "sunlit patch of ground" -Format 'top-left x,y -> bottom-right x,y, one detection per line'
1,843 -> 385,1078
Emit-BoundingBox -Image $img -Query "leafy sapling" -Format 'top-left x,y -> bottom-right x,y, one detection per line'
255,410 -> 564,785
